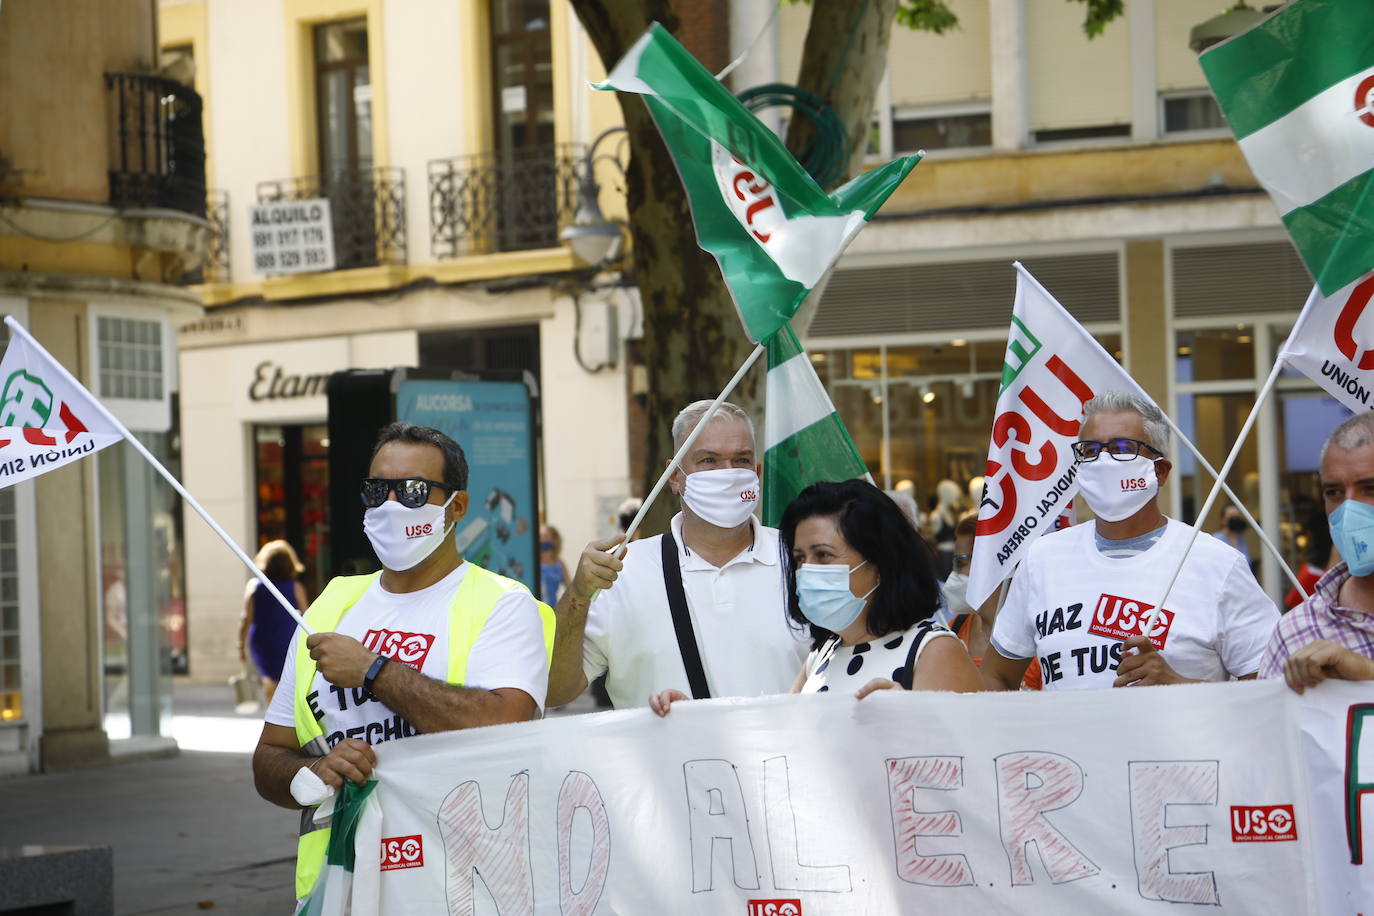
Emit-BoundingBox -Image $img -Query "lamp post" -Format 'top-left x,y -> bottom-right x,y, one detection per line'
561,126 -> 629,267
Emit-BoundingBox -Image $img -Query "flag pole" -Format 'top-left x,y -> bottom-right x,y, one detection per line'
616,342 -> 767,554
3,317 -> 314,635
1159,413 -> 1307,601
1141,359 -> 1285,638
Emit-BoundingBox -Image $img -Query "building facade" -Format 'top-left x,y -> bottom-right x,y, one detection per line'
161,0 -> 642,684
0,0 -> 212,771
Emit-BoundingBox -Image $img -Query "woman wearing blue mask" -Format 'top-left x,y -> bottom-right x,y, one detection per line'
650,480 -> 981,715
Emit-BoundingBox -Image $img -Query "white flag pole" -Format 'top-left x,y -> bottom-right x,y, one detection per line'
616,342 -> 767,555
1142,360 -> 1285,638
1160,413 -> 1307,601
3,317 -> 314,635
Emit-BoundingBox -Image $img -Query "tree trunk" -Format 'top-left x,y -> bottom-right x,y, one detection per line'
785,0 -> 898,184
571,0 -> 763,537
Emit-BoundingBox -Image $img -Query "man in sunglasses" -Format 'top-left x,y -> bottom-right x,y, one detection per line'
251,422 -> 553,903
544,400 -> 810,709
982,391 -> 1276,691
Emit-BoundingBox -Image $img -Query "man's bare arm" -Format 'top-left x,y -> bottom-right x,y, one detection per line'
307,632 -> 537,732
251,722 -> 376,809
546,536 -> 622,707
980,647 -> 1032,691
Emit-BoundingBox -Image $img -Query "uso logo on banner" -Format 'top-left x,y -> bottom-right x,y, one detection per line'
380,835 -> 425,871
747,901 -> 801,916
1230,805 -> 1297,843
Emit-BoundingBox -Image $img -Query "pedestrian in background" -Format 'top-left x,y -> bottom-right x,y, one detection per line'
540,524 -> 569,602
239,539 -> 309,707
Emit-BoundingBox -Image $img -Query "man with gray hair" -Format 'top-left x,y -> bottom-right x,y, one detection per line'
982,390 -> 1277,691
1260,412 -> 1374,692
545,400 -> 809,708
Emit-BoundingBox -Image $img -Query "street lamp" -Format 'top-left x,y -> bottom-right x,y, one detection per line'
561,126 -> 629,267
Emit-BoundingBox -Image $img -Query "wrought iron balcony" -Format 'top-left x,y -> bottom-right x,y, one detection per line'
179,190 -> 231,285
105,72 -> 206,217
256,167 -> 406,272
428,144 -> 582,259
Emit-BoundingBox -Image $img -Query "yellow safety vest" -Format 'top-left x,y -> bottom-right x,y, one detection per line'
291,564 -> 555,899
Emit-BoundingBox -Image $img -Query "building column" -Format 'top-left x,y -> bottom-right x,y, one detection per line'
990,0 -> 1028,151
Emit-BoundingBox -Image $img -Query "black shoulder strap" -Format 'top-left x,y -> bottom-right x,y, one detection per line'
661,530 -> 711,699
898,622 -> 938,690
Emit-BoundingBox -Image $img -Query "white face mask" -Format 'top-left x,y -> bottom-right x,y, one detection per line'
681,467 -> 760,529
1075,454 -> 1159,522
943,570 -> 971,613
364,490 -> 457,571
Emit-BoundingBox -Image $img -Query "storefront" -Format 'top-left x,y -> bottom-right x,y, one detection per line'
176,285 -> 632,684
805,232 -> 1333,603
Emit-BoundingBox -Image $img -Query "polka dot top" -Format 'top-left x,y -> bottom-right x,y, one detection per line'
799,619 -> 956,694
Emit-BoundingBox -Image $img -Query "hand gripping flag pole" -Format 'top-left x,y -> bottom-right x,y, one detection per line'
3,316 -> 314,635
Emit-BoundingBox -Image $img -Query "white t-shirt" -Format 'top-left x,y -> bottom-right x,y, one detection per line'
990,519 -> 1278,690
583,513 -> 811,708
265,562 -> 548,746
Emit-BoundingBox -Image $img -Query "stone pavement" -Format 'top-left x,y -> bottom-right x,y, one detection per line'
0,679 -> 603,915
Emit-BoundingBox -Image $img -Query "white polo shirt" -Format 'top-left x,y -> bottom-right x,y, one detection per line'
583,513 -> 811,708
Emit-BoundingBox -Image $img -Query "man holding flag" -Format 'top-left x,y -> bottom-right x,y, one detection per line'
545,400 -> 809,709
252,422 -> 554,904
981,392 -> 1277,691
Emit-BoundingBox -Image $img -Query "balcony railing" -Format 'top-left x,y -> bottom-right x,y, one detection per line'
179,190 -> 231,285
105,72 -> 206,217
428,144 -> 582,259
257,167 -> 406,272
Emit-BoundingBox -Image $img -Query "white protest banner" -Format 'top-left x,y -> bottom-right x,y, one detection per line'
1279,273 -> 1374,414
250,198 -> 335,275
297,679 -> 1374,915
0,323 -> 124,486
966,264 -> 1152,610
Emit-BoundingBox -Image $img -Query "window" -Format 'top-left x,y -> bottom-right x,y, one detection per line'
1161,92 -> 1227,134
1032,124 -> 1131,144
98,316 -> 163,401
893,107 -> 992,153
254,425 -> 330,599
315,19 -> 372,176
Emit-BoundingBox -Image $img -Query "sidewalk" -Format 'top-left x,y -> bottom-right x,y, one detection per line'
0,679 -> 602,915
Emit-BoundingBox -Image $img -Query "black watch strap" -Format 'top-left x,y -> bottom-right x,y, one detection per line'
363,654 -> 388,691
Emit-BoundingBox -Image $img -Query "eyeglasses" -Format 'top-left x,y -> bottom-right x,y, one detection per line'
953,552 -> 972,571
360,477 -> 453,509
1071,438 -> 1164,463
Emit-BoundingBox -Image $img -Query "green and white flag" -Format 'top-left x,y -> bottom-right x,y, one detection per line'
594,23 -> 920,343
1201,0 -> 1374,295
762,324 -> 869,526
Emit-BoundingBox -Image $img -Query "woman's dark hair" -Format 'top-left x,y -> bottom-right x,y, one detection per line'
779,479 -> 941,647
371,422 -> 469,492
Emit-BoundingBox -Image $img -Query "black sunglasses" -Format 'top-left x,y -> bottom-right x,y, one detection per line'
1071,437 -> 1164,463
360,477 -> 453,509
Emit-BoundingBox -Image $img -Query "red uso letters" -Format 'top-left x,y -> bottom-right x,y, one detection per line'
1088,593 -> 1174,650
362,629 -> 436,669
1230,805 -> 1297,843
746,901 -> 801,916
380,834 -> 425,870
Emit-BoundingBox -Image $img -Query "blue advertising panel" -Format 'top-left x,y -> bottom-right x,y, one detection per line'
396,378 -> 538,592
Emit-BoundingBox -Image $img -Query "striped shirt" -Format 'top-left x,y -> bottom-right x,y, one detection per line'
1258,563 -> 1374,679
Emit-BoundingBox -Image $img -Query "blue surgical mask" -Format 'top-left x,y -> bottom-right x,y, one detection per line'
795,560 -> 877,632
1330,499 -> 1374,577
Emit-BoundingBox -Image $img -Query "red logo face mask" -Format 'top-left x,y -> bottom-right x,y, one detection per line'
1074,455 -> 1158,522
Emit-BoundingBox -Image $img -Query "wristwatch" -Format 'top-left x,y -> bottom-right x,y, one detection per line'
363,654 -> 388,692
